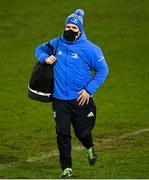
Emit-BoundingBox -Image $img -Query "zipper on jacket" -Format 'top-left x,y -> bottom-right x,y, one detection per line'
65,48 -> 68,99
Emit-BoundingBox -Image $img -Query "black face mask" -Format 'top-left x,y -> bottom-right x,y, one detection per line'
63,29 -> 79,42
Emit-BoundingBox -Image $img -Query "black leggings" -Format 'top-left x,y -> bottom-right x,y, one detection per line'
57,132 -> 93,170
77,133 -> 93,149
52,98 -> 96,170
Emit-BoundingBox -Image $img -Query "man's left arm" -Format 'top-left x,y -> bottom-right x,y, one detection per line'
85,47 -> 109,95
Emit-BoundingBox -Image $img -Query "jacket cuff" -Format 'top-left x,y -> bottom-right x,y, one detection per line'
38,54 -> 49,63
84,87 -> 92,95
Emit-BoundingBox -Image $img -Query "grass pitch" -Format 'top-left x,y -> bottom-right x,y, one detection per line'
0,0 -> 149,178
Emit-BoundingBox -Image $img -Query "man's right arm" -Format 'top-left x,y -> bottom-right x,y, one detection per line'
35,43 -> 52,63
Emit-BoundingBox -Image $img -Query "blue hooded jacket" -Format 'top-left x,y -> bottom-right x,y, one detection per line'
35,31 -> 109,100
35,8 -> 109,100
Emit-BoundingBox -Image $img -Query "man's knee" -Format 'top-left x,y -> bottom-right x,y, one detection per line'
56,126 -> 71,145
56,126 -> 71,136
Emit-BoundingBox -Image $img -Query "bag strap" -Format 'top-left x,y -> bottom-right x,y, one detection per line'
46,38 -> 59,56
53,39 -> 59,56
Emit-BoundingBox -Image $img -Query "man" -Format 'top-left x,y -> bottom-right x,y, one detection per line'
35,9 -> 109,178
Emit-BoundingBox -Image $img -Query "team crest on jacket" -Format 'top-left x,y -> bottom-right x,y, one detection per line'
58,50 -> 62,55
71,53 -> 79,59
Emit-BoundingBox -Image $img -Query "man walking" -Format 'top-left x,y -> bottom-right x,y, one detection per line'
35,9 -> 109,178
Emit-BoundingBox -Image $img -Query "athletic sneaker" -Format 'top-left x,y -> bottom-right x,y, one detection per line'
86,147 -> 97,165
59,168 -> 72,178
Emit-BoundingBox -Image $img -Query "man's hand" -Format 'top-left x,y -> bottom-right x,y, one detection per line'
45,55 -> 56,65
77,89 -> 90,106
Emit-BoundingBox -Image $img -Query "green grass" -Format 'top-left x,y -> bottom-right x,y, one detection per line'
0,0 -> 149,178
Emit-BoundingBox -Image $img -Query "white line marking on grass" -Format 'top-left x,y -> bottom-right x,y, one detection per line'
119,128 -> 149,139
26,128 -> 149,162
0,128 -> 149,169
26,151 -> 58,162
0,164 -> 13,170
26,146 -> 84,162
0,162 -> 21,170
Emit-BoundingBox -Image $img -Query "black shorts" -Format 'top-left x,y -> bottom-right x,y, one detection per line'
52,97 -> 96,137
